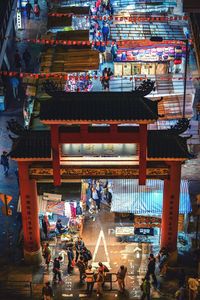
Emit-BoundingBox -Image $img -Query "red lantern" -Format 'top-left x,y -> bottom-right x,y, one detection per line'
174,59 -> 182,65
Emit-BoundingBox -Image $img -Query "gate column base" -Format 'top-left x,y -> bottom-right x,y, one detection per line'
24,248 -> 42,265
168,249 -> 178,266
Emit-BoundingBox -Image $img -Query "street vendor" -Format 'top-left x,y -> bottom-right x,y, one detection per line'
56,219 -> 68,235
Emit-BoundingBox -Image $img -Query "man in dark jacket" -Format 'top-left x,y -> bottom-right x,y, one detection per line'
67,247 -> 74,274
75,237 -> 85,262
146,253 -> 157,288
1,151 -> 9,176
23,49 -> 31,71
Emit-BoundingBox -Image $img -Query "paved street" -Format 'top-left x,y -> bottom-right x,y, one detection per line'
0,0 -> 200,299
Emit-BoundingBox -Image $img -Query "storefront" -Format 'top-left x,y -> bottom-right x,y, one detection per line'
114,45 -> 185,76
111,179 -> 191,253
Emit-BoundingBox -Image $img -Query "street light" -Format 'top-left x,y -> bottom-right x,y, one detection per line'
150,36 -> 189,118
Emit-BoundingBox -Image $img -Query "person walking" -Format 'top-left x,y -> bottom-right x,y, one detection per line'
53,256 -> 62,283
85,265 -> 95,295
76,256 -> 86,284
25,1 -> 33,20
102,23 -> 109,42
98,262 -> 109,286
75,237 -> 85,262
96,269 -> 104,296
117,265 -> 127,293
42,215 -> 50,239
34,3 -> 40,19
1,151 -> 9,176
23,48 -> 31,71
140,277 -> 151,300
10,77 -> 20,100
146,254 -> 157,288
42,281 -> 53,300
67,246 -> 74,274
92,187 -> 101,210
14,50 -> 22,71
42,243 -> 51,271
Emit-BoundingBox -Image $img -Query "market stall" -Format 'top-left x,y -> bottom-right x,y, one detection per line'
111,179 -> 191,247
114,44 -> 186,76
40,47 -> 99,73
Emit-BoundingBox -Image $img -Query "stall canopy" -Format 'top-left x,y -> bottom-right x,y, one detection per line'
40,47 -> 99,72
47,15 -> 72,29
56,30 -> 89,41
111,179 -> 191,214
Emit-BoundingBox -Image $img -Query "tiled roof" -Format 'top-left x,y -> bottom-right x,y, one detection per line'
147,130 -> 190,159
10,129 -> 189,160
40,92 -> 159,122
10,131 -> 51,159
47,16 -> 72,29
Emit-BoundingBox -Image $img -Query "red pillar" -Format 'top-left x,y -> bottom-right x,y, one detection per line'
18,162 -> 42,264
139,124 -> 147,185
51,124 -> 61,186
161,161 -> 182,257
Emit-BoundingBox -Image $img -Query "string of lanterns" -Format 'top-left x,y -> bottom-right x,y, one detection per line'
48,13 -> 189,22
0,36 -> 188,47
0,71 -> 198,81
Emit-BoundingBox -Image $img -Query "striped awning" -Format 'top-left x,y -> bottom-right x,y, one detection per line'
111,179 -> 191,215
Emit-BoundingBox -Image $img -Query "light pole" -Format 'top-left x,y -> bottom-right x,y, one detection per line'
183,39 -> 189,118
150,37 -> 189,118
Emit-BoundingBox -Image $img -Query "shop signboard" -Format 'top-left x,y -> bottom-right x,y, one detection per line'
134,228 -> 154,236
43,193 -> 62,202
115,226 -> 135,236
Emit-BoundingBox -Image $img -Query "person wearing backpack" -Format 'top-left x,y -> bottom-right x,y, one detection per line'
81,247 -> 92,266
34,3 -> 40,19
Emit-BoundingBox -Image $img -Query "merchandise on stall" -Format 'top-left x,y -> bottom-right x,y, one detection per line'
113,45 -> 185,76
39,193 -> 85,241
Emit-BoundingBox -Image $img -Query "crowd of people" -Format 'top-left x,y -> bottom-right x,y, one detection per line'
42,233 -> 129,299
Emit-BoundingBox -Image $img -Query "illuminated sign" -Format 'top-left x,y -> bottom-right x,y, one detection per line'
62,143 -> 137,157
16,10 -> 22,30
